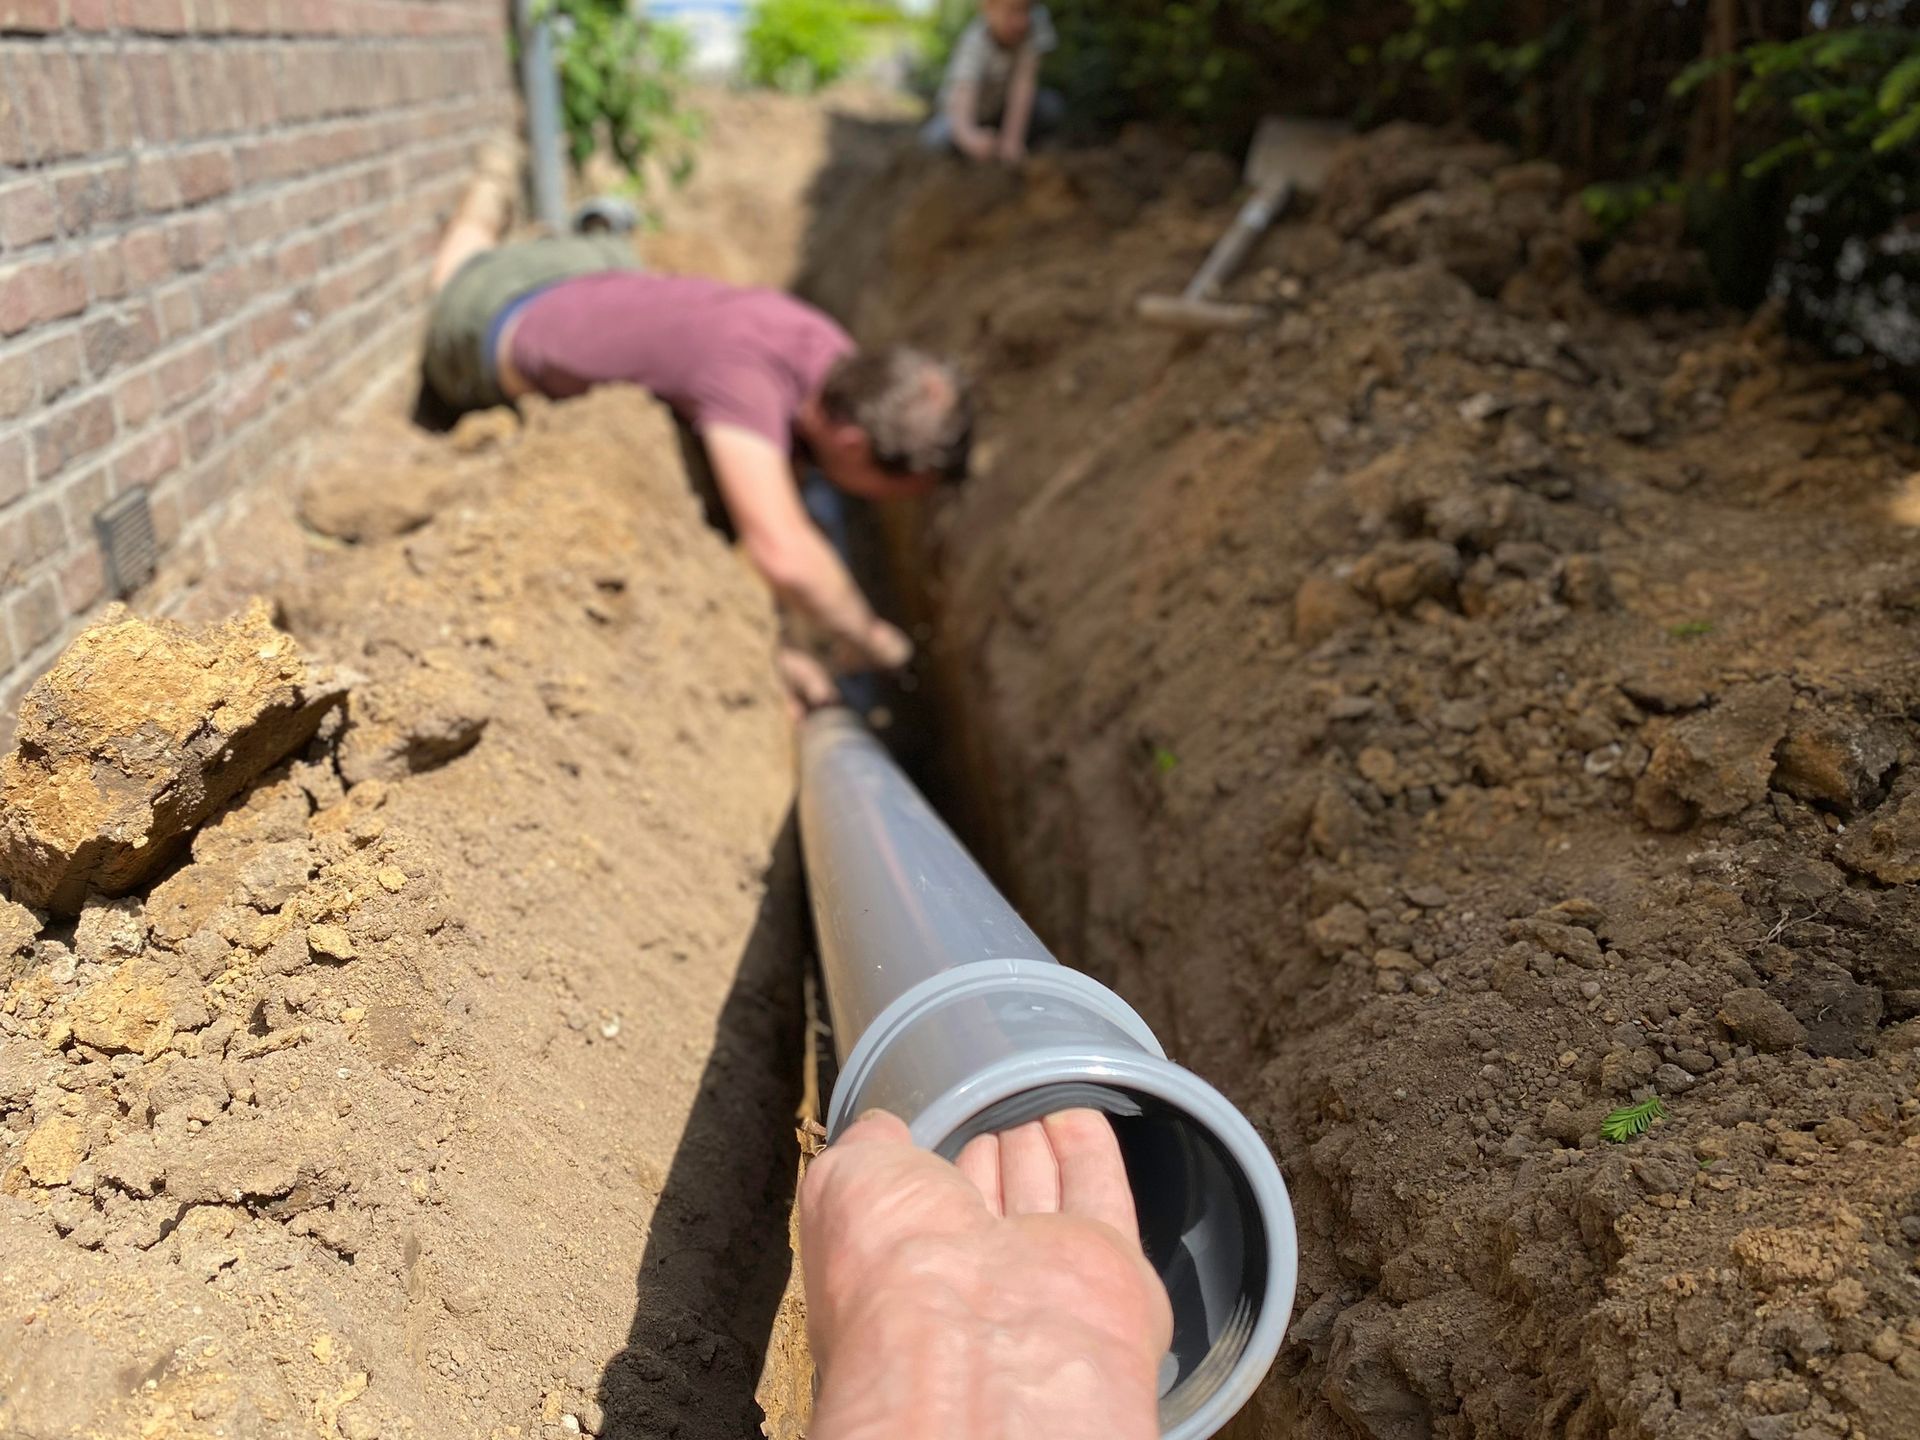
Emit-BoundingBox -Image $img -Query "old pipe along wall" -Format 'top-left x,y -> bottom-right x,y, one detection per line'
797,707 -> 1298,1440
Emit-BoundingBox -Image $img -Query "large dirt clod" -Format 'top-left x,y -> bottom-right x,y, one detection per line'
1633,677 -> 1795,831
0,601 -> 349,914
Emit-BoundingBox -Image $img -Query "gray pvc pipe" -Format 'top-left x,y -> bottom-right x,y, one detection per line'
799,708 -> 1298,1440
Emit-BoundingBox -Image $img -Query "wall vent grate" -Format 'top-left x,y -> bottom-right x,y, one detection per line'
94,491 -> 158,598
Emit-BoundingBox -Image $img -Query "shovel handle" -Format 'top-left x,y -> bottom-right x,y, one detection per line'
1187,179 -> 1293,301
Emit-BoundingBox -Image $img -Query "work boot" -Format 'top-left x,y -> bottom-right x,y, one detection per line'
572,196 -> 640,236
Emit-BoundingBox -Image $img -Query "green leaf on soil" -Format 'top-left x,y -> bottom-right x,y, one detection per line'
1601,1095 -> 1668,1143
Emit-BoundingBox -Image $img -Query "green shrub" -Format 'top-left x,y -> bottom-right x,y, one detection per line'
537,0 -> 701,190
1035,1 -> 1919,378
742,0 -> 889,93
1677,26 -> 1920,362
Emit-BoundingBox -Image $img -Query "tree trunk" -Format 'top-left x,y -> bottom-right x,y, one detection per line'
1686,0 -> 1741,177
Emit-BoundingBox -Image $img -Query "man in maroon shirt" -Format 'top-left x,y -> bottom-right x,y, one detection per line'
422,163 -> 972,703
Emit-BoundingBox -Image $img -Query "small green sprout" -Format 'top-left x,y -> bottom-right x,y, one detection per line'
1667,619 -> 1715,640
1601,1094 -> 1668,1143
1152,745 -> 1180,776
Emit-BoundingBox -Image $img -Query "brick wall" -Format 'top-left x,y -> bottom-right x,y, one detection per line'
0,0 -> 515,711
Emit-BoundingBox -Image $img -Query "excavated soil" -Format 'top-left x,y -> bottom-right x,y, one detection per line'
811,127 -> 1920,1439
0,390 -> 808,1440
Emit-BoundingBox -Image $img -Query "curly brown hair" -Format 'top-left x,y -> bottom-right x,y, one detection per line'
821,347 -> 973,484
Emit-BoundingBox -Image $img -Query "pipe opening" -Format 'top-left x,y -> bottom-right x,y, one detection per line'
930,1082 -> 1284,1440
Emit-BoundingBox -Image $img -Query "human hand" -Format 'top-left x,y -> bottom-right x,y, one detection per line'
864,618 -> 913,670
998,135 -> 1028,166
828,617 -> 912,675
801,1109 -> 1171,1440
776,646 -> 839,721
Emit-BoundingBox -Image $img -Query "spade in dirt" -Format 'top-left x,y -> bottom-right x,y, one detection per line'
1137,116 -> 1350,332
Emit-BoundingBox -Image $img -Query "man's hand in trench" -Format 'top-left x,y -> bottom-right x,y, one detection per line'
800,1109 -> 1172,1440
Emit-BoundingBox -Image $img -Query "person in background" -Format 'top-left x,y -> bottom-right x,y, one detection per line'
924,0 -> 1064,165
419,148 -> 972,711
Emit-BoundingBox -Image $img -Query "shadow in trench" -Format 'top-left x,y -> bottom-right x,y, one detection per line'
593,813 -> 809,1440
788,109 -> 986,822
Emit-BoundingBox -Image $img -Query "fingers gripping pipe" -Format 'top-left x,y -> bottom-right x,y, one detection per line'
798,709 -> 1298,1440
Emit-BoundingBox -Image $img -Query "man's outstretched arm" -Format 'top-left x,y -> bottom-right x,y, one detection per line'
703,423 -> 911,673
800,1110 -> 1171,1440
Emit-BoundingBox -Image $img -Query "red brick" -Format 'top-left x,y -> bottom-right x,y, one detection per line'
156,339 -> 215,406
0,2 -> 62,33
0,434 -> 27,506
74,51 -> 136,152
216,365 -> 272,432
8,575 -> 64,655
55,164 -> 137,237
179,400 -> 216,458
8,51 -> 89,163
59,541 -> 105,614
68,0 -> 114,29
25,329 -> 83,402
112,425 -> 182,489
153,282 -> 197,339
0,494 -> 68,581
134,154 -> 181,213
273,235 -> 323,285
113,369 -> 159,428
0,271 -> 36,329
165,212 -> 226,271
0,53 -> 45,163
197,257 -> 264,323
54,464 -> 108,536
117,0 -> 188,33
178,147 -> 235,207
231,49 -> 277,129
280,173 -> 341,229
85,241 -> 127,303
81,304 -> 159,378
0,348 -> 33,419
248,299 -> 298,356
0,256 -> 88,336
40,257 -> 88,323
209,320 -> 247,371
0,181 -> 56,249
147,482 -> 182,549
182,53 -> 241,138
120,228 -> 171,289
31,395 -> 115,478
126,51 -> 180,143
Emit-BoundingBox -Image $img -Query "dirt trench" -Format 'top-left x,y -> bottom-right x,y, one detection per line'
0,88 -> 916,1440
806,127 -> 1920,1438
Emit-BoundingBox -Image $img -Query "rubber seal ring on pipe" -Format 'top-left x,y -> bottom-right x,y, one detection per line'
829,990 -> 1305,1440
830,1043 -> 1298,1440
826,958 -> 1166,1138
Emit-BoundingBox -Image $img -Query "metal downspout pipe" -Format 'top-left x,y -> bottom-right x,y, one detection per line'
515,0 -> 569,234
798,709 -> 1298,1440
